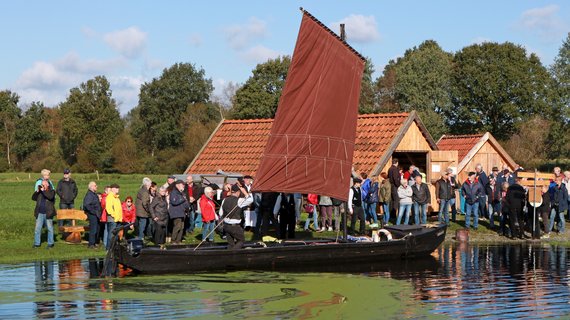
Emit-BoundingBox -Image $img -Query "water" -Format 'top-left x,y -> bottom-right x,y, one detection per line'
1,244 -> 569,319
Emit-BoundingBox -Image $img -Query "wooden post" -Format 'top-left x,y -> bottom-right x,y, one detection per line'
95,170 -> 100,181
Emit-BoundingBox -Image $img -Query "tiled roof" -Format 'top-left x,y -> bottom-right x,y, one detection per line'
186,113 -> 413,176
437,134 -> 484,161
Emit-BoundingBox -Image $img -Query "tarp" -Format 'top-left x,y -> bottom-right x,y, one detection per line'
252,11 -> 365,201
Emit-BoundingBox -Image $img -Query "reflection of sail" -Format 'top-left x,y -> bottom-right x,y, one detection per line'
253,9 -> 365,201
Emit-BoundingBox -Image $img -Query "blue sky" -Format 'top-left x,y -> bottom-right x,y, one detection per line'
1,1 -> 568,114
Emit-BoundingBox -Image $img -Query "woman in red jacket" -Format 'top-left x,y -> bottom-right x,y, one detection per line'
121,196 -> 137,224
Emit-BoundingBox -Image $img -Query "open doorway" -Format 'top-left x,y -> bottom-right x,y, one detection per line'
392,151 -> 428,178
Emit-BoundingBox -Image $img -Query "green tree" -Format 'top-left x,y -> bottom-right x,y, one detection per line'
390,40 -> 453,139
449,42 -> 556,140
132,62 -> 214,154
14,101 -> 49,165
0,90 -> 21,170
231,56 -> 291,119
358,58 -> 378,114
59,76 -> 123,171
548,33 -> 570,158
375,62 -> 401,113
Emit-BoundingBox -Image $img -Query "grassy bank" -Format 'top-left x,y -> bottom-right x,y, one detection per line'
0,172 -> 568,264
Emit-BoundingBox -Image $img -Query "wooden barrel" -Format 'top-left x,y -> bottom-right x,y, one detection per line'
456,229 -> 469,242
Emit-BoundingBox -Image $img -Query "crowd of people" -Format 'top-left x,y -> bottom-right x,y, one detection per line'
31,162 -> 570,249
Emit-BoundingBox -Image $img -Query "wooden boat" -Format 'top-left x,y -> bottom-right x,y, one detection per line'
114,224 -> 446,274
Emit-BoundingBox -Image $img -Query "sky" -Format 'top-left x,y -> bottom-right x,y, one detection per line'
1,1 -> 568,115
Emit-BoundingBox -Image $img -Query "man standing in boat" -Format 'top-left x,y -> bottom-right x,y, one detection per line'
348,178 -> 365,235
219,182 -> 253,249
388,158 -> 401,223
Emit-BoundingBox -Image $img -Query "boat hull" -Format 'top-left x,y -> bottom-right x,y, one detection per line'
115,224 -> 446,274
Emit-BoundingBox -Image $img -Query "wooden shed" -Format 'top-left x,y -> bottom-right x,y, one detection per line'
437,132 -> 517,183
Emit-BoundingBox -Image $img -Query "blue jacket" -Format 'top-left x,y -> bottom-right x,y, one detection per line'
550,183 -> 569,211
461,180 -> 483,205
477,171 -> 489,189
83,190 -> 102,218
361,178 -> 371,199
169,188 -> 190,219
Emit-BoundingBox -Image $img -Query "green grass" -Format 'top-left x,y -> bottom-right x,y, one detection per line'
1,171 -> 568,264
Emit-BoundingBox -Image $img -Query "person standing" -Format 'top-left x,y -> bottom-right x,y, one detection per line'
83,181 -> 102,249
183,175 -> 197,235
121,196 -> 136,226
105,184 -> 123,250
462,172 -> 483,230
436,172 -> 453,224
56,168 -> 78,209
506,177 -> 527,238
549,176 -> 568,234
412,175 -> 431,225
397,179 -> 413,225
448,168 -> 460,222
378,172 -> 391,225
348,178 -> 365,235
34,169 -> 54,191
318,195 -> 334,232
135,177 -> 152,240
304,193 -> 319,231
32,179 -> 56,248
150,186 -> 169,247
278,193 -> 297,239
475,164 -> 489,220
220,183 -> 254,249
388,158 -> 401,221
486,178 -> 501,230
365,176 -> 379,226
199,186 -> 217,242
169,180 -> 190,245
360,172 -> 371,227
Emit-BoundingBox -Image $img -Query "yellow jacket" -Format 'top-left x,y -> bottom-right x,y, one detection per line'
106,192 -> 123,222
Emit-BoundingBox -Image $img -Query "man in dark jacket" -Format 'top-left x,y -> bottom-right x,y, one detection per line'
549,176 -> 568,234
220,183 -> 253,249
169,180 -> 190,244
506,177 -> 527,238
56,168 -> 78,209
388,158 -> 401,220
461,172 -> 483,230
436,172 -> 453,224
475,164 -> 489,220
412,175 -> 431,225
33,179 -> 56,248
135,177 -> 152,240
83,181 -> 102,248
183,175 -> 202,235
150,186 -> 169,247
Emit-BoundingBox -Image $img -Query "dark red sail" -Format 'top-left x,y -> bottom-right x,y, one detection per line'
252,10 -> 365,201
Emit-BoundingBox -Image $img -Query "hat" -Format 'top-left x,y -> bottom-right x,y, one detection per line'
110,183 -> 120,189
492,166 -> 499,172
231,184 -> 241,192
63,168 -> 71,174
467,172 -> 476,177
353,178 -> 362,183
503,169 -> 510,174
174,179 -> 185,185
168,175 -> 176,180
243,175 -> 253,180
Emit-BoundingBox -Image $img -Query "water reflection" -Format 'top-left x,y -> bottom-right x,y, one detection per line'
1,244 -> 570,319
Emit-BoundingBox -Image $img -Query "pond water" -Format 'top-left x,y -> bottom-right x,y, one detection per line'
0,243 -> 569,319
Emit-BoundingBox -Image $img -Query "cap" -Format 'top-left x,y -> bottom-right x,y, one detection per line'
174,179 -> 185,185
467,172 -> 476,177
503,169 -> 510,174
63,168 -> 71,174
110,183 -> 120,189
231,184 -> 241,192
243,175 -> 253,180
492,166 -> 499,172
168,175 -> 176,180
353,178 -> 362,183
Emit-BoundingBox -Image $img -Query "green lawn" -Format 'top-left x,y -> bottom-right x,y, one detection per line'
1,172 -> 567,264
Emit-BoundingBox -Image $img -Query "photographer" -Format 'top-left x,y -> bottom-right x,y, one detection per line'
32,179 -> 56,248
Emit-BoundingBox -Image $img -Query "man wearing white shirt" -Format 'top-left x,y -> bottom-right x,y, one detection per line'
219,183 -> 253,249
348,178 -> 365,235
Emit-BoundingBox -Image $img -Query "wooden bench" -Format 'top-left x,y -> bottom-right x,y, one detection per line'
56,209 -> 89,244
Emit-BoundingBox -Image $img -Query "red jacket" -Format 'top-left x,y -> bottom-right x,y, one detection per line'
121,202 -> 136,223
100,193 -> 108,223
200,194 -> 217,223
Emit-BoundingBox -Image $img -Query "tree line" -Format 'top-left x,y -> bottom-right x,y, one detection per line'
0,35 -> 568,174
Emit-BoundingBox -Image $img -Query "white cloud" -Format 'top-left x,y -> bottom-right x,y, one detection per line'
331,14 -> 380,43
103,26 -> 147,59
108,76 -> 145,114
223,17 -> 268,50
516,5 -> 568,42
240,45 -> 281,63
189,33 -> 203,47
471,37 -> 492,45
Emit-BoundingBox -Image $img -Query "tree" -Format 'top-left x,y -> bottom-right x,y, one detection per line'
358,58 -> 378,114
389,40 -> 453,139
548,33 -> 570,159
14,101 -> 49,165
448,42 -> 556,140
59,76 -> 123,171
132,62 -> 214,154
0,90 -> 21,170
551,33 -> 570,110
375,62 -> 401,113
231,56 -> 291,119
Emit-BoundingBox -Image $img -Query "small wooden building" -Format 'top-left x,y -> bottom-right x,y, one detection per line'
437,132 -> 517,183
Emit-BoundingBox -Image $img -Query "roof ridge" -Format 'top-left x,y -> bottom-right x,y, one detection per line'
223,118 -> 274,124
357,112 -> 409,118
439,133 -> 484,140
